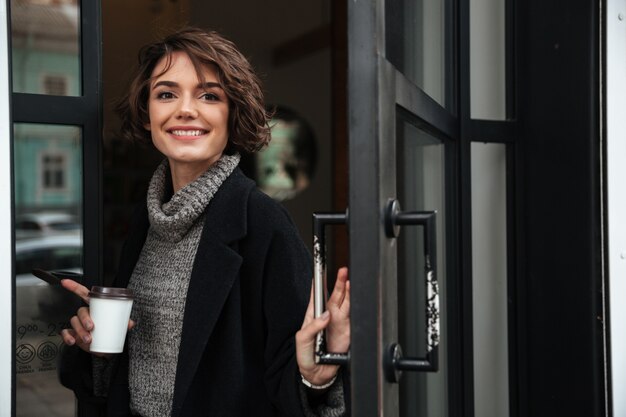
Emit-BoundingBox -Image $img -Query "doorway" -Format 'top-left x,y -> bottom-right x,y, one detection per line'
7,1 -> 608,416
100,1 -> 337,283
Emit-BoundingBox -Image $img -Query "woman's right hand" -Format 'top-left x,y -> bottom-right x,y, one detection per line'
59,279 -> 134,357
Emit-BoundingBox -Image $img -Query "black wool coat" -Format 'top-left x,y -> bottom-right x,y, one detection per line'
60,168 -> 317,417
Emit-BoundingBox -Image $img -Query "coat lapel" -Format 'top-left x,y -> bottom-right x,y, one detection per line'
171,169 -> 255,417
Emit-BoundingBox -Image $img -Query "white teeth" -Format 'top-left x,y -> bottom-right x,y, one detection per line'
170,130 -> 205,136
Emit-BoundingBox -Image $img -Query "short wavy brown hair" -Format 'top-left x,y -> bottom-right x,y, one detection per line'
116,27 -> 271,154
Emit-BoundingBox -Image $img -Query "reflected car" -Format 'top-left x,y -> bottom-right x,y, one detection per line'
14,235 -> 84,360
15,212 -> 81,240
15,234 -> 82,287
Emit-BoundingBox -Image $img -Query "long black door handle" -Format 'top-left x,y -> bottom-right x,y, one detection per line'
312,211 -> 350,366
383,199 -> 439,383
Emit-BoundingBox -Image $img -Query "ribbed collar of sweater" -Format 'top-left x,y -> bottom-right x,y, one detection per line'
146,153 -> 241,242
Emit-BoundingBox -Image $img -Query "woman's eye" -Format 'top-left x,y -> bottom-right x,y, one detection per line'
201,92 -> 220,101
156,91 -> 175,100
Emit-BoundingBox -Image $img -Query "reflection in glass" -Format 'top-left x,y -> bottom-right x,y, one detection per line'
13,123 -> 82,417
397,112 -> 447,417
386,0 -> 450,109
11,0 -> 80,96
255,107 -> 317,201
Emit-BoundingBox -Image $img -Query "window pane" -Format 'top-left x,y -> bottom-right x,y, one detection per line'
471,142 -> 509,416
397,111 -> 448,417
11,0 -> 80,96
470,0 -> 506,119
13,123 -> 82,417
386,0 -> 452,110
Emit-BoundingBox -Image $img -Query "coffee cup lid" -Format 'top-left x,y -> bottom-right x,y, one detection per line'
89,286 -> 134,300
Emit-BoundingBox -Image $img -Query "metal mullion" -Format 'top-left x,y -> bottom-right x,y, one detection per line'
378,54 -> 401,417
506,142 -> 521,417
348,0 -> 381,415
80,0 -> 102,102
445,0 -> 458,116
505,0 -> 516,120
82,113 -> 102,288
469,120 -> 516,143
395,70 -> 459,141
12,94 -> 91,125
458,0 -> 475,417
80,0 -> 103,291
79,1 -> 103,413
443,122 -> 463,417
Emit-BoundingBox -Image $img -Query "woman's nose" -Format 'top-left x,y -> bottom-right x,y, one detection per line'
176,97 -> 198,119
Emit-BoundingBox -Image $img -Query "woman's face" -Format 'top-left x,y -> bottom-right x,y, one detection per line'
146,51 -> 229,173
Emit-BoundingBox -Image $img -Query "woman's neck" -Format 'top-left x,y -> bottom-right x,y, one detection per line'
168,160 -> 214,192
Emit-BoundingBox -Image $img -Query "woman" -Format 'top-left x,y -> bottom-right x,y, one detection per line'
59,27 -> 350,417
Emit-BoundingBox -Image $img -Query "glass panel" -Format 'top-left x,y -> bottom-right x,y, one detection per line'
386,0 -> 451,110
471,143 -> 509,416
397,111 -> 447,417
13,123 -> 82,417
470,0 -> 506,119
11,0 -> 81,96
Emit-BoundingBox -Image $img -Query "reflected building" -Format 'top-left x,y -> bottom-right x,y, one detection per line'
11,0 -> 81,215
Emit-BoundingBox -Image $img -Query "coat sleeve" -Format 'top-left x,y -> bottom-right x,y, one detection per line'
58,344 -> 106,409
259,200 -> 346,417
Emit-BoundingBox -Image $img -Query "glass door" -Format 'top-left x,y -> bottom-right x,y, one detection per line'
9,0 -> 103,415
347,0 -> 460,415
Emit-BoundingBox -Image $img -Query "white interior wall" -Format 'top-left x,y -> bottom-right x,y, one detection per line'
0,1 -> 13,414
606,0 -> 626,414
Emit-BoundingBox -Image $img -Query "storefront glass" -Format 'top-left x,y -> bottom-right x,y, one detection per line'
13,123 -> 82,417
386,0 -> 451,110
11,0 -> 81,96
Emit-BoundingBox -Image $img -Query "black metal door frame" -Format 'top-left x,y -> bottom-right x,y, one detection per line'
347,0 -> 467,415
346,0 -> 606,416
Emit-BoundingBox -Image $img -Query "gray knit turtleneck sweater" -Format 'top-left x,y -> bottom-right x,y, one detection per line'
127,154 -> 240,417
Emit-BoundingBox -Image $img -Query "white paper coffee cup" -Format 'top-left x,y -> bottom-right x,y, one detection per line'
89,286 -> 134,353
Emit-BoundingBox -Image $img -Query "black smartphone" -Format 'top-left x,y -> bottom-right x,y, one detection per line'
31,269 -> 83,286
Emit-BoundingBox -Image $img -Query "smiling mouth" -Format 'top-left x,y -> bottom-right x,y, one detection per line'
168,129 -> 208,137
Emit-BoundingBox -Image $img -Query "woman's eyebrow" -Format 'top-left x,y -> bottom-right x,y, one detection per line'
151,80 -> 222,90
199,82 -> 223,89
152,80 -> 178,89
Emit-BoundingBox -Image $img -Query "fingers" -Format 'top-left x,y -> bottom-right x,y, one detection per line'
70,314 -> 92,346
327,267 -> 349,309
297,310 -> 330,344
77,306 -> 93,331
60,328 -> 77,346
341,280 -> 351,317
60,279 -> 91,304
61,305 -> 92,351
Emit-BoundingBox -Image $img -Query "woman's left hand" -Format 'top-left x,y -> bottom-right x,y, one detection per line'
296,267 -> 350,387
